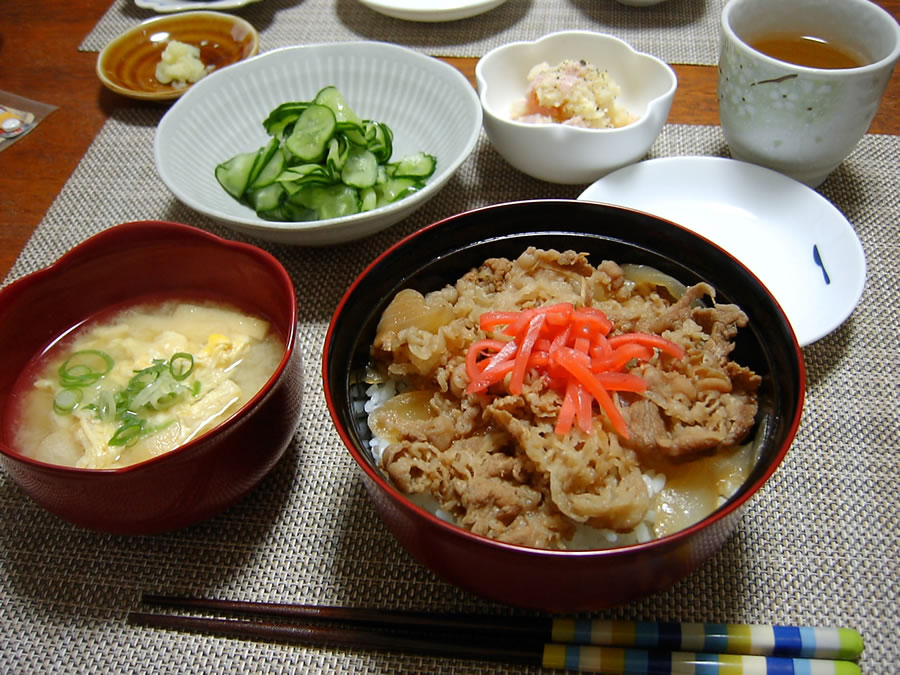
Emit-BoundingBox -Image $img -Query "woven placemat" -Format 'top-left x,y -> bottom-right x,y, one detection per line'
79,0 -> 728,65
2,111 -> 898,672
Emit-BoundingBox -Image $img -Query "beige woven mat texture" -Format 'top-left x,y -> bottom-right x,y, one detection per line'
1,107 -> 898,671
80,0 -> 729,64
0,109 -> 900,673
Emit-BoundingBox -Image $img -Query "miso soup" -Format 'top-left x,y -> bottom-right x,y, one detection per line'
11,300 -> 285,469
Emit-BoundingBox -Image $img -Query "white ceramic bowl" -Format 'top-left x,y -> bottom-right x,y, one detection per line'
155,43 -> 482,245
476,31 -> 677,184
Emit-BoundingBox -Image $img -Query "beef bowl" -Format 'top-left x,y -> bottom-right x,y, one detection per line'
323,199 -> 804,611
0,221 -> 302,535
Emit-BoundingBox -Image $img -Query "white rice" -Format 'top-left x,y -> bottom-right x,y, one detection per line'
364,380 -> 398,465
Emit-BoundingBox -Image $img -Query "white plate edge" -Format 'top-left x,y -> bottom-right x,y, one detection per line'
577,156 -> 867,346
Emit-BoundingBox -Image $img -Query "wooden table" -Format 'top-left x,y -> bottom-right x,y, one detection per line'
2,0 -> 898,282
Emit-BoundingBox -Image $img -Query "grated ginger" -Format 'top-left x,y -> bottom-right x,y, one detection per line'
155,40 -> 212,88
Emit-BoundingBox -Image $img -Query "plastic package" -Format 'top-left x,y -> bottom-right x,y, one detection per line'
0,90 -> 57,151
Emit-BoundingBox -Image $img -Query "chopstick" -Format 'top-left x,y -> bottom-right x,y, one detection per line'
130,594 -> 864,673
140,593 -> 550,642
129,610 -> 538,667
137,594 -> 864,660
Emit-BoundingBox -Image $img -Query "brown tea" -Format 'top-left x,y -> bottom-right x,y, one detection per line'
749,33 -> 867,69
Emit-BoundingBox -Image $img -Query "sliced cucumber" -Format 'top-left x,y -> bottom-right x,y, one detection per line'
214,86 -> 436,222
277,164 -> 335,196
313,86 -> 362,126
339,123 -> 368,148
361,121 -> 378,144
215,150 -> 258,199
359,186 -> 378,212
259,202 -> 316,222
374,177 -> 421,206
368,123 -> 393,163
341,147 -> 378,188
325,135 -> 350,174
263,102 -> 310,138
248,183 -> 285,212
249,143 -> 284,190
289,183 -> 360,220
285,104 -> 336,162
278,163 -> 333,182
244,138 -> 277,189
389,151 -> 436,179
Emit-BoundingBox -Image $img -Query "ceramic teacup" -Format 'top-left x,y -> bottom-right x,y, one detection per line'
718,0 -> 900,187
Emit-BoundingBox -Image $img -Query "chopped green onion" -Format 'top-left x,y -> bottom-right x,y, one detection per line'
58,350 -> 113,387
169,352 -> 194,381
117,409 -> 141,424
129,361 -> 165,390
95,390 -> 117,422
148,389 -> 182,411
53,349 -> 198,447
53,387 -> 83,415
108,352 -> 196,445
108,420 -> 144,447
145,419 -> 176,436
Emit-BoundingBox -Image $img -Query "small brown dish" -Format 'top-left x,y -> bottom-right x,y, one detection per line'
96,11 -> 259,102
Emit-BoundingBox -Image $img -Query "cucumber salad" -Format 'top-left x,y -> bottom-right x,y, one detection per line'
215,86 -> 437,222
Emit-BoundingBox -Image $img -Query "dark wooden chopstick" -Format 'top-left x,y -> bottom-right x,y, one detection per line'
140,593 -> 550,642
128,609 -> 539,667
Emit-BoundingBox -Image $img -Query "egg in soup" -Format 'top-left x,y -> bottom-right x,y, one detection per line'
11,300 -> 284,469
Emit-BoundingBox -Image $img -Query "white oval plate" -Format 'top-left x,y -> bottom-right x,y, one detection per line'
578,156 -> 866,346
356,0 -> 507,22
135,0 -> 261,13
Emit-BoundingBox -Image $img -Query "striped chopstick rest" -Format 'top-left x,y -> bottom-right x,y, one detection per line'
549,620 -> 864,661
542,645 -> 861,674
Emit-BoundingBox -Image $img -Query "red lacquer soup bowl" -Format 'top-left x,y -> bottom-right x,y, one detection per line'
0,221 -> 302,534
323,200 -> 805,611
